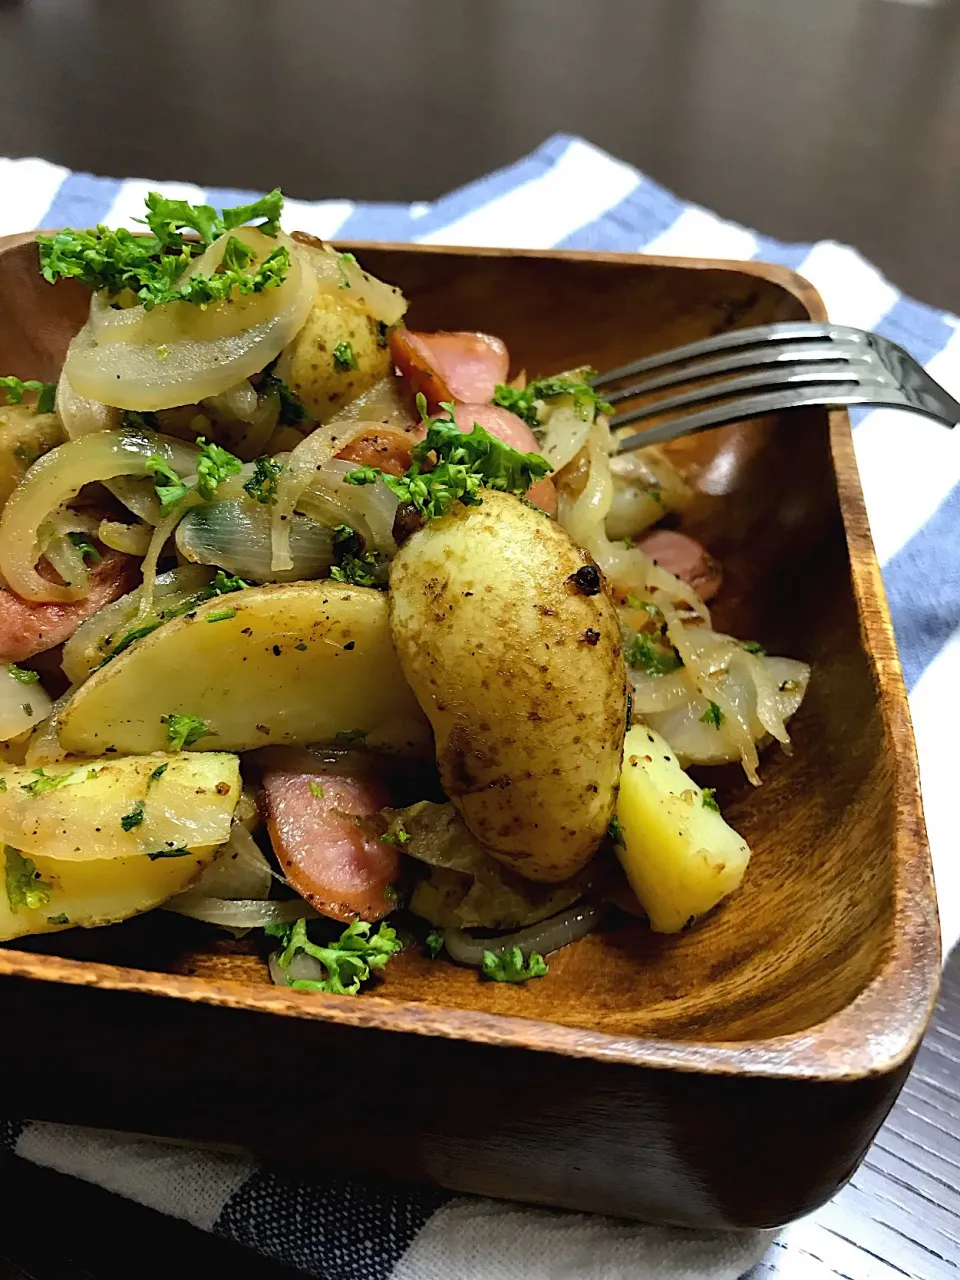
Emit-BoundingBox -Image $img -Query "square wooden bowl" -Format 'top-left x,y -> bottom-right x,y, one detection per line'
0,238 -> 940,1228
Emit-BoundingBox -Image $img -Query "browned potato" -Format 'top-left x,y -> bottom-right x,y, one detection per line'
389,490 -> 627,882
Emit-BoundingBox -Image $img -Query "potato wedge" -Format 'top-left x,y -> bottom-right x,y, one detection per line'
0,751 -> 240,941
276,294 -> 391,423
58,582 -> 430,757
389,490 -> 627,882
615,725 -> 750,932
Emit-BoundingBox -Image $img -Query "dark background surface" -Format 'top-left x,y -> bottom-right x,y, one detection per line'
1,0 -> 959,1276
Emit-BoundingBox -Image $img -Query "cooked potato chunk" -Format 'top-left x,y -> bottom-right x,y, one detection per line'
58,582 -> 430,757
615,725 -> 750,932
0,751 -> 240,941
390,490 -> 627,882
276,293 -> 391,423
0,404 -> 63,509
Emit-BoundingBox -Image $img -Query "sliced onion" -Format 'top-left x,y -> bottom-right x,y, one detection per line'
183,824 -> 276,902
98,518 -> 153,556
137,496 -> 202,620
269,946 -> 327,986
66,236 -> 315,410
326,376 -> 416,431
296,456 -> 399,555
167,896 -> 316,929
24,687 -> 73,766
270,420 -> 370,571
539,403 -> 592,475
627,668 -> 691,715
295,238 -> 407,326
56,359 -> 120,438
444,903 -> 605,967
177,497 -> 335,582
0,663 -> 53,741
61,564 -> 215,685
202,379 -> 259,424
0,429 -> 201,602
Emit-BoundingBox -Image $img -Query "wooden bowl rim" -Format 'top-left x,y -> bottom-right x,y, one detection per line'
0,238 -> 940,1082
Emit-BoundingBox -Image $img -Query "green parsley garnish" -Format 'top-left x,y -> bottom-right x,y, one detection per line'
308,781 -> 325,799
492,372 -> 612,428
346,396 -> 552,521
330,525 -> 384,587
145,453 -> 189,513
206,608 -> 237,623
425,928 -> 444,959
47,913 -> 70,926
147,763 -> 168,788
607,814 -> 626,847
4,846 -> 53,913
623,632 -> 682,676
0,376 -> 56,415
701,788 -> 721,813
272,917 -> 402,995
68,532 -> 102,564
337,252 -> 358,287
258,365 -> 308,427
164,713 -> 211,751
8,665 -> 39,685
20,766 -> 95,797
741,641 -> 766,656
243,455 -> 283,506
120,800 -> 145,831
0,778 -> 7,793
121,409 -> 161,432
146,846 -> 191,860
333,340 -> 357,372
700,701 -> 725,729
195,438 -> 243,502
376,321 -> 390,349
481,946 -> 549,984
381,822 -> 410,846
37,189 -> 288,310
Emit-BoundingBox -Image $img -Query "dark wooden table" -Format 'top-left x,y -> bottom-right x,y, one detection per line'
1,0 -> 958,1276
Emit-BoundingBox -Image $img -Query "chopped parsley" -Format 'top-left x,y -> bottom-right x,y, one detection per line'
492,372 -> 612,428
244,455 -> 283,506
346,396 -> 552,521
701,788 -> 721,813
206,608 -> 237,623
0,778 -> 6,793
330,525 -> 384,588
147,846 -> 191,860
741,641 -> 766,656
376,321 -> 390,349
308,781 -> 325,799
623,632 -> 682,676
20,766 -> 95,797
4,846 -> 53,913
120,800 -> 145,831
481,946 -> 549,984
337,252 -> 358,287
607,814 -> 626,847
700,701 -> 725,729
258,363 -> 307,426
425,928 -> 444,959
271,917 -> 402,995
195,438 -> 243,501
145,453 -> 189,513
47,913 -> 70,926
381,822 -> 410,846
164,713 -> 211,751
332,340 -> 357,372
147,763 -> 168,788
37,189 -> 288,310
121,409 -> 161,432
0,376 -> 56,414
68,532 -> 102,564
8,664 -> 39,685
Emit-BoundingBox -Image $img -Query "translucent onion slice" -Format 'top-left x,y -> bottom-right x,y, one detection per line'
177,497 -> 335,582
0,429 -> 201,602
201,378 -> 259,424
539,402 -> 593,475
270,420 -> 370,571
443,903 -> 605,967
295,237 -> 407,326
56,357 -> 120,438
296,456 -> 399,555
0,663 -> 53,741
66,239 -> 315,410
61,564 -> 214,685
326,376 -> 416,432
183,824 -> 275,901
98,519 -> 153,556
169,896 -> 317,930
24,687 -> 72,766
626,668 -> 691,716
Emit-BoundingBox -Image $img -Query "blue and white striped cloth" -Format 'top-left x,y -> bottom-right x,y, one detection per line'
1,135 -> 957,1279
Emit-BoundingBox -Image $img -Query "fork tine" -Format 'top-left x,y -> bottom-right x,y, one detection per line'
591,322 -> 868,390
614,384 -> 916,451
604,341 -> 873,405
610,366 -> 888,429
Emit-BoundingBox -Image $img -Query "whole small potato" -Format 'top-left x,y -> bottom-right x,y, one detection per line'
276,293 -> 391,423
389,490 -> 627,882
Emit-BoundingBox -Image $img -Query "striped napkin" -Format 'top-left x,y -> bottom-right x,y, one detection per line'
1,134 -> 957,1279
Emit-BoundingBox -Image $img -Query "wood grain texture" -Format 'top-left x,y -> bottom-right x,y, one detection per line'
0,238 -> 941,1226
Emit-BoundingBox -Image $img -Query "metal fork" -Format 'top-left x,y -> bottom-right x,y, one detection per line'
592,322 -> 960,454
